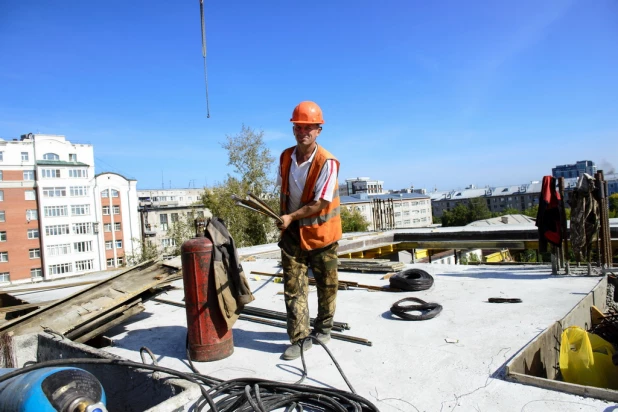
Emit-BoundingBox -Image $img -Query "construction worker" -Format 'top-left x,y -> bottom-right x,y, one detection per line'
277,101 -> 342,360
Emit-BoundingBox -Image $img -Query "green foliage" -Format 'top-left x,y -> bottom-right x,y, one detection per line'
468,252 -> 480,263
201,125 -> 279,248
441,198 -> 492,227
126,237 -> 159,265
341,206 -> 370,233
501,207 -> 521,216
609,194 -> 618,218
432,216 -> 441,224
165,211 -> 202,256
518,249 -> 537,262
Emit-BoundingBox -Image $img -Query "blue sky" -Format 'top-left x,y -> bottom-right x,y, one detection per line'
1,0 -> 617,192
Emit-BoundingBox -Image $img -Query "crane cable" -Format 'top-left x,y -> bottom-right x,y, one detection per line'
200,0 -> 210,118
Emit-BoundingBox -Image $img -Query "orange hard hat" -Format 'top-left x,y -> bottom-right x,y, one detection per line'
290,101 -> 325,124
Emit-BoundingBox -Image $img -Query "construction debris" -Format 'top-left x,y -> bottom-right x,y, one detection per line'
338,258 -> 405,273
0,260 -> 179,343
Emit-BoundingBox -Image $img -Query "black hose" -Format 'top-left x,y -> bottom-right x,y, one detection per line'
389,269 -> 434,291
390,297 -> 442,321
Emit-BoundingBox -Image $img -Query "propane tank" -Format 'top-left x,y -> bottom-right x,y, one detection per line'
0,367 -> 107,412
181,218 -> 234,361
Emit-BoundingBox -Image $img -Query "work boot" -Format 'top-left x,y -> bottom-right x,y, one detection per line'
310,331 -> 331,345
282,339 -> 312,360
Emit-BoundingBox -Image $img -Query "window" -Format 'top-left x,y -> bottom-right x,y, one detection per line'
74,241 -> 92,253
27,229 -> 39,239
197,211 -> 204,218
394,212 -> 401,217
42,187 -> 66,197
107,258 -> 114,266
101,190 -> 109,198
117,256 -> 124,265
105,241 -> 113,250
75,259 -> 94,271
21,152 -> 29,161
171,213 -> 179,223
70,186 -> 89,197
43,153 -> 59,160
104,223 -> 112,232
29,248 -> 40,259
31,268 -> 42,279
26,209 -> 38,220
160,214 -> 168,230
113,205 -> 120,215
116,240 -> 123,249
0,191 -> 3,201
0,273 -> 8,282
68,169 -> 87,178
47,243 -> 71,256
46,224 -> 70,236
162,238 -> 177,247
69,154 -> 77,162
114,222 -> 121,231
0,211 -> 4,222
25,190 -> 36,200
41,169 -> 61,178
111,189 -> 119,197
102,206 -> 110,215
0,171 -> 2,181
0,232 -> 5,241
44,205 -> 68,217
71,204 -> 90,216
72,222 -> 91,235
403,219 -> 411,225
0,252 -> 8,262
48,263 -> 72,275
0,152 -> 3,161
23,170 -> 35,180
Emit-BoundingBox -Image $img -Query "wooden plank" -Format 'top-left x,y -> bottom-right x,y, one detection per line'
0,260 -> 178,337
0,280 -> 97,295
0,300 -> 57,314
507,371 -> 618,402
65,300 -> 142,340
75,304 -> 145,344
0,332 -> 16,368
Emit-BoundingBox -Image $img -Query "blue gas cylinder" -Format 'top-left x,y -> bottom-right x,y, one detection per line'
0,367 -> 107,412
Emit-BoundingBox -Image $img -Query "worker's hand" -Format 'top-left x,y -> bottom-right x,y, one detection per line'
278,214 -> 293,230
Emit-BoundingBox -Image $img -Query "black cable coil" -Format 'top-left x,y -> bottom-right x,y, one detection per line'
389,269 -> 434,291
390,297 -> 442,321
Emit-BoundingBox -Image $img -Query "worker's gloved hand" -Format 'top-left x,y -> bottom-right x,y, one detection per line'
278,215 -> 293,230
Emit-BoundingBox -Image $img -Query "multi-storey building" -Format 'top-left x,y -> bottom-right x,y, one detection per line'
95,173 -> 140,269
137,188 -> 210,257
0,133 -> 139,285
552,160 -> 596,179
343,177 -> 385,196
340,193 -> 432,231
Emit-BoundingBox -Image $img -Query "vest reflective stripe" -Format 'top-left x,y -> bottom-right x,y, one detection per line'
299,206 -> 341,227
279,145 -> 342,250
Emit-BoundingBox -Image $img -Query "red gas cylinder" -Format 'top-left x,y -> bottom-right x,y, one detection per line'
181,235 -> 234,361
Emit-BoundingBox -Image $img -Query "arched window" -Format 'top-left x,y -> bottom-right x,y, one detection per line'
43,153 -> 59,160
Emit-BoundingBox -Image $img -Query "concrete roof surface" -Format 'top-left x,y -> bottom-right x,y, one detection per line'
15,261 -> 610,412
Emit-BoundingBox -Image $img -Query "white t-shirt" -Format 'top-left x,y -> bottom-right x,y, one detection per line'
277,146 -> 338,213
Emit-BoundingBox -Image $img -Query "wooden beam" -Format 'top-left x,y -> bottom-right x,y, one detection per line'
0,300 -> 57,313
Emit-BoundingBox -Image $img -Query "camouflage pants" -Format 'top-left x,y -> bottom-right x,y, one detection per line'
279,227 -> 339,344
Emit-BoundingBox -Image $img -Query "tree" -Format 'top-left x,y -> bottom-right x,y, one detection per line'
126,238 -> 159,265
500,207 -> 521,216
201,126 -> 279,247
341,206 -> 370,232
165,211 -> 203,256
522,205 -> 539,218
609,194 -> 618,218
441,199 -> 492,227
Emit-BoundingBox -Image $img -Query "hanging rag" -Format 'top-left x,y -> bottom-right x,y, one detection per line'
536,176 -> 563,253
205,217 -> 255,329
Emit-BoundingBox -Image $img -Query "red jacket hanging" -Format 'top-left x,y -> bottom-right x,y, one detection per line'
536,176 -> 563,253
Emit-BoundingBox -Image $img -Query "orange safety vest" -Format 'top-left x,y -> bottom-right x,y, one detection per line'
280,145 -> 342,251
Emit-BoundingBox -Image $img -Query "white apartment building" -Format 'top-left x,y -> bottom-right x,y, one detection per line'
95,173 -> 140,269
0,133 -> 140,284
137,188 -> 205,208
